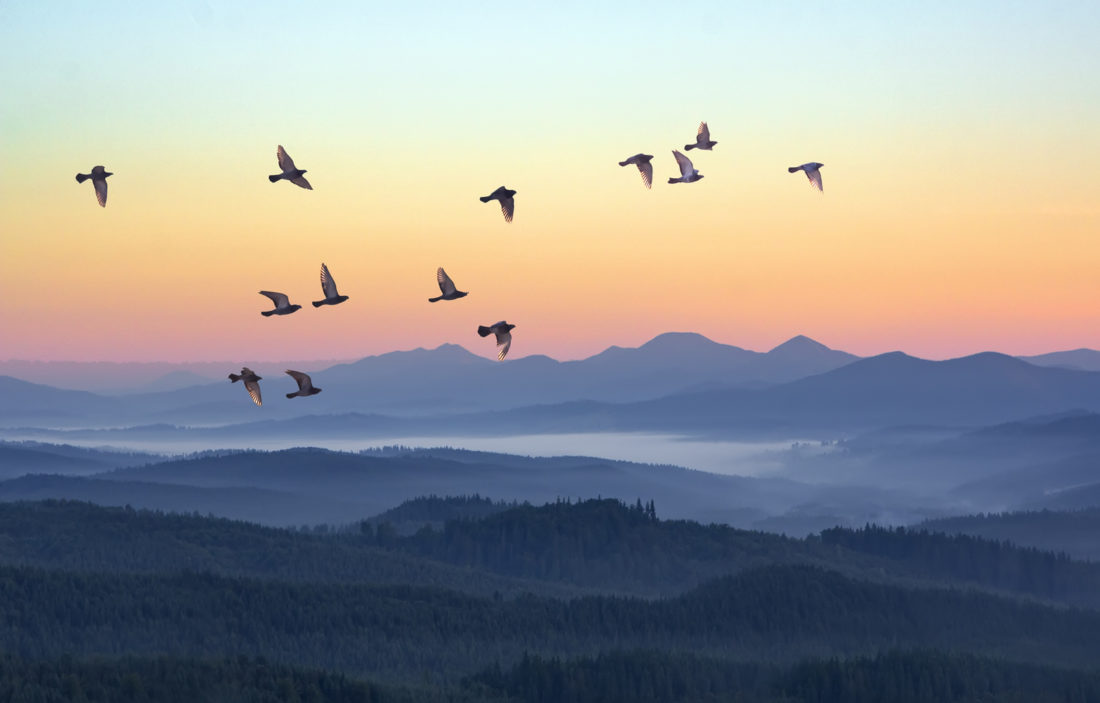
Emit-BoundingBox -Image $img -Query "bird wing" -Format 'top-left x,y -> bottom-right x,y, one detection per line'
496,330 -> 512,360
290,175 -> 313,190
244,378 -> 263,406
285,369 -> 312,392
259,291 -> 290,309
93,178 -> 108,207
672,150 -> 693,177
500,197 -> 514,223
806,167 -> 823,192
697,122 -> 710,141
276,145 -> 297,172
437,267 -> 456,296
320,264 -> 339,298
637,160 -> 653,189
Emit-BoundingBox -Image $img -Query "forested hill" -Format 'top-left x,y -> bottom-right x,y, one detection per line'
916,508 -> 1100,561
364,493 -> 515,535
4,499 -> 1100,607
369,498 -> 1100,605
471,650 -> 1100,703
818,524 -> 1100,606
368,497 -> 806,594
5,650 -> 1100,703
0,500 -> 582,598
2,563 -> 1100,680
0,654 -> 414,703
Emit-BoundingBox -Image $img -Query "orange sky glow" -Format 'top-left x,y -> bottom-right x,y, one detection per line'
2,3 -> 1098,362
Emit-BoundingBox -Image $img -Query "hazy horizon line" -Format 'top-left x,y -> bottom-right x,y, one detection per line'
0,330 -> 1096,367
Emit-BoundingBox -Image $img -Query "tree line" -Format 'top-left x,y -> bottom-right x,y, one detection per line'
3,650 -> 1099,702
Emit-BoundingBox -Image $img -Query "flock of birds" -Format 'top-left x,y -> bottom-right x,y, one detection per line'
615,123 -> 824,191
76,124 -> 823,407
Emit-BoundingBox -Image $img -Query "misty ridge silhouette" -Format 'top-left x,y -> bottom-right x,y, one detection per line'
4,332 -> 1100,434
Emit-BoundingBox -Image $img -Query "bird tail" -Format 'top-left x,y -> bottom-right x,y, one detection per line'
479,195 -> 492,203
261,310 -> 276,317
788,166 -> 800,173
312,300 -> 325,308
268,174 -> 281,183
477,325 -> 492,337
667,177 -> 679,184
684,144 -> 695,151
228,373 -> 241,383
75,173 -> 89,183
428,296 -> 443,303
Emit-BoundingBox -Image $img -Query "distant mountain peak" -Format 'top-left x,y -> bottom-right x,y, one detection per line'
639,332 -> 724,350
348,343 -> 485,365
945,351 -> 1035,370
431,343 -> 481,356
768,335 -> 831,354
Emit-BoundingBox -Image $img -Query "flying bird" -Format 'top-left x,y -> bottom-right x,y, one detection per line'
228,367 -> 263,406
668,150 -> 703,184
75,165 -> 112,207
477,321 -> 515,361
269,145 -> 312,189
480,186 -> 516,223
285,370 -> 322,398
788,162 -> 824,192
312,263 -> 349,307
618,153 -> 654,189
259,291 -> 302,316
428,267 -> 468,302
684,122 -> 717,151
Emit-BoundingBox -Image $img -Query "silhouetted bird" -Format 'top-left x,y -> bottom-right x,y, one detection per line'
268,145 -> 312,189
259,291 -> 301,316
75,165 -> 112,207
428,267 -> 468,302
285,370 -> 321,398
788,162 -> 824,192
618,153 -> 654,189
312,263 -> 349,307
480,186 -> 516,222
668,150 -> 703,184
228,367 -> 263,406
684,122 -> 716,151
477,321 -> 515,360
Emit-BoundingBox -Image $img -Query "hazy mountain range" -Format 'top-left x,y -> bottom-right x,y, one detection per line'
6,333 -> 1097,396
0,359 -> 355,393
5,333 -> 1100,437
0,332 -> 857,427
1,333 -> 856,411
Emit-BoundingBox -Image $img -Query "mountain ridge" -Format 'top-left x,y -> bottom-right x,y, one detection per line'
0,333 -> 860,427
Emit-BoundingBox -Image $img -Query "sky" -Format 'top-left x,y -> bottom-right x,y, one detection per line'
1,1 -> 1099,363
